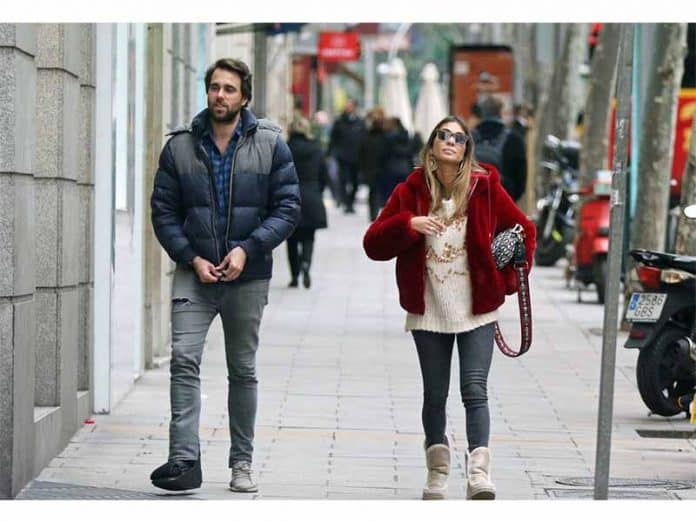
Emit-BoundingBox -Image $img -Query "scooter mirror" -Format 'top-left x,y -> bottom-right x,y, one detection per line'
684,204 -> 696,219
544,135 -> 561,149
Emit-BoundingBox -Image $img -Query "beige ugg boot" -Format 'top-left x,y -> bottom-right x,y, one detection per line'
466,447 -> 496,500
422,441 -> 450,500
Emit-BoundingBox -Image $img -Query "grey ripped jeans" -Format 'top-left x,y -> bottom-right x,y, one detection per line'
168,265 -> 269,467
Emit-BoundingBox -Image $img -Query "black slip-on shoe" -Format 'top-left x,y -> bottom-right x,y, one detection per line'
151,459 -> 202,491
302,270 -> 311,289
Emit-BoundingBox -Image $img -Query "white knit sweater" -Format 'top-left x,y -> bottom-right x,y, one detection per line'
405,198 -> 498,333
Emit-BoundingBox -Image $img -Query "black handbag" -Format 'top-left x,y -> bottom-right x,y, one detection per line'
491,224 -> 532,357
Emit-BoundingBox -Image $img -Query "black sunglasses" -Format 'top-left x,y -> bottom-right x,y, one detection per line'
435,129 -> 469,145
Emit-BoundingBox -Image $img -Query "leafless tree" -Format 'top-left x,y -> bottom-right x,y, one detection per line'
631,23 -> 687,252
579,24 -> 622,189
533,23 -> 584,198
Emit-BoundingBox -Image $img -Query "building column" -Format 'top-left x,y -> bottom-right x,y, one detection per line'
0,23 -> 38,500
33,24 -> 81,451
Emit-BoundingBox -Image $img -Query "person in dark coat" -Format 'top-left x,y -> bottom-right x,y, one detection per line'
328,98 -> 367,213
359,107 -> 387,222
379,117 -> 414,206
286,117 -> 328,288
510,102 -> 531,141
472,95 -> 527,203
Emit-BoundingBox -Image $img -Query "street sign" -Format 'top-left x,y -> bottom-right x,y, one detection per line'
318,32 -> 360,62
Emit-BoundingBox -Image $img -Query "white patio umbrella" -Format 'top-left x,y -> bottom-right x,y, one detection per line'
380,58 -> 414,135
377,62 -> 391,111
414,63 -> 447,141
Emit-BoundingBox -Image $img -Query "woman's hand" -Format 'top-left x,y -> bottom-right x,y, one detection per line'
410,216 -> 445,236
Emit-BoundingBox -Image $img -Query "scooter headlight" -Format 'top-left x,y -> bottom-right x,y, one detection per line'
660,269 -> 695,284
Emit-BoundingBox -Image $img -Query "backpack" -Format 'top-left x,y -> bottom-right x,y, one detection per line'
472,127 -> 509,170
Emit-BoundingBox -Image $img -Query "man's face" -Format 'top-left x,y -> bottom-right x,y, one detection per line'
344,100 -> 355,114
207,68 -> 248,124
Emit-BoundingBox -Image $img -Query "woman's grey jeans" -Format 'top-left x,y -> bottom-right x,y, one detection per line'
412,323 -> 495,452
168,265 -> 269,467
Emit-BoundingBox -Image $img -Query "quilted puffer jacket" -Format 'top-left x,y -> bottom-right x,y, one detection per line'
151,107 -> 301,282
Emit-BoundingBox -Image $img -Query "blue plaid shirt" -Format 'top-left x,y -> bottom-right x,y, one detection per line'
202,123 -> 243,237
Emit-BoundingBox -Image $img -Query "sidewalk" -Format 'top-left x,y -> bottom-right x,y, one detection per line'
18,197 -> 696,500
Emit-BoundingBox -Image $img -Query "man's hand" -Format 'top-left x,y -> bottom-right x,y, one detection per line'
410,216 -> 445,236
191,256 -> 223,283
216,247 -> 247,282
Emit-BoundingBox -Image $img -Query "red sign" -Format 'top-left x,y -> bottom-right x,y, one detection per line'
672,89 -> 696,195
318,32 -> 360,62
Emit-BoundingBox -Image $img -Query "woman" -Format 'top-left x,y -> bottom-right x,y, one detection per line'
286,117 -> 328,288
363,116 -> 536,500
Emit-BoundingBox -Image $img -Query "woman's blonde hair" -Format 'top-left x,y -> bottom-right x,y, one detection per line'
419,115 -> 483,216
290,116 -> 314,139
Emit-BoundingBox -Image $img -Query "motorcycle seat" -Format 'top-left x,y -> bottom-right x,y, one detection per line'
671,256 -> 696,275
630,249 -> 696,274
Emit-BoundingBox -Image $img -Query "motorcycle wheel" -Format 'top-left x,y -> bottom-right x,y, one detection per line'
636,326 -> 694,417
534,209 -> 566,266
593,256 -> 607,304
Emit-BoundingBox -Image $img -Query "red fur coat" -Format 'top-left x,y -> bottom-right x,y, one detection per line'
363,164 -> 536,315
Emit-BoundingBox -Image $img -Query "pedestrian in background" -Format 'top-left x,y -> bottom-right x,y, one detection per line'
472,95 -> 527,204
379,117 -> 413,207
286,116 -> 328,288
360,107 -> 387,222
328,98 -> 367,214
363,116 -> 536,500
510,102 -> 531,141
312,110 -> 342,207
150,58 -> 300,494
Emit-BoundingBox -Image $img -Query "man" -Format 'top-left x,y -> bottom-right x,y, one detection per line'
328,98 -> 366,214
510,102 -> 531,141
472,95 -> 527,203
150,58 -> 300,493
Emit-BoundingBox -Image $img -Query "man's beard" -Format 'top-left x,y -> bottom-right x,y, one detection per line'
209,103 -> 241,123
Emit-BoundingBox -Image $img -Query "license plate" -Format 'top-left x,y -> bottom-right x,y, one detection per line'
625,293 -> 667,322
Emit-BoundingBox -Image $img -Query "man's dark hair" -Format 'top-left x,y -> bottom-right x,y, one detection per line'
513,102 -> 534,118
204,58 -> 253,106
479,95 -> 503,119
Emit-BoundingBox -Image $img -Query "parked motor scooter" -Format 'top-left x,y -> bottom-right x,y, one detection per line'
534,135 -> 580,266
573,169 -> 612,303
624,238 -> 696,417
